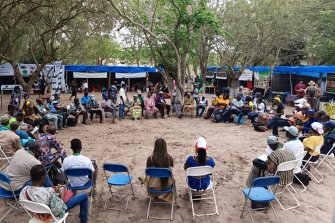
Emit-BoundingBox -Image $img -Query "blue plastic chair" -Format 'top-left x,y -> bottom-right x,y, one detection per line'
145,167 -> 175,221
64,168 -> 94,213
0,172 -> 22,222
102,163 -> 135,210
240,176 -> 280,223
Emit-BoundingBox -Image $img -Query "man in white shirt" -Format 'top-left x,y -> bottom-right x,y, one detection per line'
63,139 -> 96,188
283,126 -> 304,166
118,84 -> 126,120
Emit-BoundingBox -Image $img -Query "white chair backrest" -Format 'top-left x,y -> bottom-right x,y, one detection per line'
186,166 -> 213,177
20,200 -> 52,214
276,160 -> 297,172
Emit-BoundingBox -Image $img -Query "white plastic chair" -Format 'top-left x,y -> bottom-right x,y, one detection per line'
274,160 -> 300,211
292,151 -> 308,193
0,146 -> 12,172
20,200 -> 69,223
185,166 -> 219,217
301,144 -> 324,183
316,143 -> 335,174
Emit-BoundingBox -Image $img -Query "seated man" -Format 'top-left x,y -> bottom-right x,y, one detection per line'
155,91 -> 171,118
246,136 -> 295,187
46,98 -> 68,128
52,93 -> 67,112
321,121 -> 335,155
236,96 -> 254,124
80,91 -> 91,108
184,137 -> 215,191
247,97 -> 266,124
63,139 -> 97,188
130,95 -> 142,120
86,95 -> 103,123
196,94 -> 208,117
20,165 -> 89,223
183,92 -> 194,115
36,125 -> 67,166
0,142 -> 52,192
171,91 -> 182,118
0,121 -> 22,157
211,92 -> 230,123
283,126 -> 304,157
225,93 -> 243,122
204,91 -> 221,119
36,98 -> 61,129
68,98 -> 88,125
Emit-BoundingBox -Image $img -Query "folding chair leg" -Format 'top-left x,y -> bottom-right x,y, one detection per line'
189,190 -> 195,217
240,196 -> 248,218
275,185 -> 300,211
146,197 -> 152,219
0,201 -> 18,222
324,159 -> 335,174
269,201 -> 279,223
293,174 -> 307,193
212,188 -> 219,215
307,166 -> 323,183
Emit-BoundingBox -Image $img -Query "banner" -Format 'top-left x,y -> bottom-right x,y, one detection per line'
115,72 -> 146,79
51,61 -> 64,95
18,64 -> 36,77
73,72 -> 107,78
238,69 -> 253,81
0,63 -> 14,76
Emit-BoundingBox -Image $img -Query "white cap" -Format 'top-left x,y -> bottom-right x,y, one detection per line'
195,137 -> 207,150
311,122 -> 324,135
284,126 -> 299,137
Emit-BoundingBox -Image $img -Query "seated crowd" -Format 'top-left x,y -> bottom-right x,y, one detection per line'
1,81 -> 335,221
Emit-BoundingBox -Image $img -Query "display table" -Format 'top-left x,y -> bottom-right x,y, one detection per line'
320,102 -> 335,120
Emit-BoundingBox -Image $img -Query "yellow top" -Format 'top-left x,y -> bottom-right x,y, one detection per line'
303,135 -> 324,156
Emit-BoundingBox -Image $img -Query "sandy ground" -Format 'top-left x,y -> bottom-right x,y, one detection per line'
0,92 -> 335,223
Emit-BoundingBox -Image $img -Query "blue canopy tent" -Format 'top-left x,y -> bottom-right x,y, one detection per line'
63,65 -> 161,92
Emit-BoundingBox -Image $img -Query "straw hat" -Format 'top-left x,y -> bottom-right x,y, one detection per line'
308,80 -> 316,86
273,97 -> 281,102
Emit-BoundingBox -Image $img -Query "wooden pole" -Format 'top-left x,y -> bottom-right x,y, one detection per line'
290,73 -> 293,95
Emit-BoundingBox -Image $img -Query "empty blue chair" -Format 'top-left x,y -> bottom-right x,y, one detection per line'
240,176 -> 280,223
0,172 -> 22,222
64,168 -> 94,213
103,163 -> 135,210
145,168 -> 175,221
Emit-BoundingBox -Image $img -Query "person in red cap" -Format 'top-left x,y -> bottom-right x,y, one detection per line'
184,137 -> 215,191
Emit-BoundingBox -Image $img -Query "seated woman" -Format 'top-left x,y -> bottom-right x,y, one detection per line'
36,125 -> 67,166
302,122 -> 324,166
22,98 -> 41,126
236,96 -> 254,124
130,95 -> 142,120
144,138 -> 175,203
211,92 -> 230,123
183,92 -> 194,114
144,92 -> 158,118
20,165 -> 89,223
204,90 -> 221,119
246,136 -> 295,187
184,137 -> 215,190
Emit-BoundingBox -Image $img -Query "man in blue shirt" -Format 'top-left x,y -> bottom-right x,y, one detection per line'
46,98 -> 68,128
80,91 -> 91,108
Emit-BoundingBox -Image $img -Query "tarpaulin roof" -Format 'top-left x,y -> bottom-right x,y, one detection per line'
207,66 -> 335,78
64,65 -> 159,73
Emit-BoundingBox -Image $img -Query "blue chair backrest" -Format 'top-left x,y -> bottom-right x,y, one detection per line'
65,168 -> 92,177
252,176 -> 280,188
0,172 -> 10,185
145,168 -> 172,178
103,163 -> 128,173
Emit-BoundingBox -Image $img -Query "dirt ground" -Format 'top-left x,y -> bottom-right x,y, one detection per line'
0,92 -> 334,223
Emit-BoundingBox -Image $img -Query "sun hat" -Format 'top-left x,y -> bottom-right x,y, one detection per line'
273,97 -> 281,102
308,80 -> 316,86
284,126 -> 299,137
195,137 -> 207,150
267,136 -> 279,145
311,122 -> 324,135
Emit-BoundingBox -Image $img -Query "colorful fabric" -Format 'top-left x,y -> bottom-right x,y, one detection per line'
36,133 -> 67,166
144,96 -> 158,116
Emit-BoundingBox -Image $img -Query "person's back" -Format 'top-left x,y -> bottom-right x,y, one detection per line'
184,137 -> 215,191
2,149 -> 41,191
0,122 -> 22,157
63,139 -> 94,187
